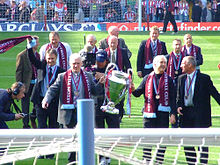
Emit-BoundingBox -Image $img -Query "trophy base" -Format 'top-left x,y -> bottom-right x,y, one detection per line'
100,102 -> 119,114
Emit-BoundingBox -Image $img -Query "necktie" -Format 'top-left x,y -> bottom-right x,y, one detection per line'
49,67 -> 52,80
187,76 -> 193,106
112,51 -> 116,63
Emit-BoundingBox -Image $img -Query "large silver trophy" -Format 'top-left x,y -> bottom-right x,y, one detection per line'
101,63 -> 132,114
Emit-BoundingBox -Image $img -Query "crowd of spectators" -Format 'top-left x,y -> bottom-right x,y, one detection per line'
0,0 -> 219,23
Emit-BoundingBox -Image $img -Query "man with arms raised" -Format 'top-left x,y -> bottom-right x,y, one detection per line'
40,31 -> 72,71
132,55 -> 176,164
99,26 -> 132,59
16,35 -> 40,128
42,54 -> 104,163
137,26 -> 168,78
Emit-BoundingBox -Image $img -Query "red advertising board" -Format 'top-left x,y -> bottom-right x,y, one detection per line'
106,22 -> 220,31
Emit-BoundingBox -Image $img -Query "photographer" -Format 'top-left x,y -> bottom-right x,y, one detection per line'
79,44 -> 96,72
0,82 -> 25,129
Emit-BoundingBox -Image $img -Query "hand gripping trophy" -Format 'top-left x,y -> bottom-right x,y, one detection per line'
101,63 -> 133,115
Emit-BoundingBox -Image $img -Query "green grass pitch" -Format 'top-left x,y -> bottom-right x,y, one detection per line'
0,31 -> 220,164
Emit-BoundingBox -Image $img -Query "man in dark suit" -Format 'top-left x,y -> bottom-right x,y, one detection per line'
16,35 -> 40,128
177,56 -> 220,165
167,39 -> 185,128
27,39 -> 65,159
105,35 -> 132,122
99,26 -> 132,59
161,0 -> 178,34
182,33 -> 203,71
42,54 -> 104,163
137,26 -> 168,78
132,55 -> 176,164
0,82 -> 25,129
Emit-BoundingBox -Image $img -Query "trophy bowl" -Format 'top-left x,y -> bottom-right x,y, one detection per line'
101,63 -> 132,114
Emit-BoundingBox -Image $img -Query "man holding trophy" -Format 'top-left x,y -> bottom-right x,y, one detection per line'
104,35 -> 132,122
131,55 -> 176,164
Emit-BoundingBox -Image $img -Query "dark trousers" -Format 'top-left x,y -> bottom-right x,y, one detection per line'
21,83 -> 35,128
95,113 -> 119,128
35,98 -> 59,159
35,98 -> 59,129
163,11 -> 178,32
180,107 -> 209,165
143,112 -> 169,164
60,110 -> 77,164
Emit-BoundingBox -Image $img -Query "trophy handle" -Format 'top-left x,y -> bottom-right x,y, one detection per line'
105,63 -> 119,75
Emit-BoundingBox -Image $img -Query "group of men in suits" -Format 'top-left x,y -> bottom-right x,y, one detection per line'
7,25 -> 219,164
136,26 -> 220,164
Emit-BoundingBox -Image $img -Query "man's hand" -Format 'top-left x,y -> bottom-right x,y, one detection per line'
95,72 -> 105,80
169,114 -> 176,124
98,75 -> 105,84
177,107 -> 183,115
42,101 -> 49,109
137,71 -> 142,78
15,114 -> 24,120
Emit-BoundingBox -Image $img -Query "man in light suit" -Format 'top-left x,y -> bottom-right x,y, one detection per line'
99,26 -> 132,59
16,35 -> 40,128
42,54 -> 104,163
137,26 -> 168,78
177,56 -> 220,165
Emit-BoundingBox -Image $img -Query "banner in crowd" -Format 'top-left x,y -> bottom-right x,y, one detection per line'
107,22 -> 220,31
0,23 -> 106,32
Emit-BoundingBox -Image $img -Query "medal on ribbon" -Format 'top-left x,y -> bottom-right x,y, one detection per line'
153,75 -> 160,100
173,54 -> 182,76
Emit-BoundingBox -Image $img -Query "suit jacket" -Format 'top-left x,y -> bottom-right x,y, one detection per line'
110,48 -> 132,73
99,37 -> 132,59
182,45 -> 203,68
42,71 -> 103,125
0,90 -> 15,128
137,39 -> 168,77
177,72 -> 220,127
27,48 -> 65,105
16,49 -> 33,93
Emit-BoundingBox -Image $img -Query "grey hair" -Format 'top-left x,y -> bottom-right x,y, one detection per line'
69,53 -> 82,64
153,55 -> 167,65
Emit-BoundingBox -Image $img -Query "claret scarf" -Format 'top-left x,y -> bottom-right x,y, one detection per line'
46,42 -> 68,70
167,51 -> 184,79
0,35 -> 31,54
61,69 -> 90,110
144,38 -> 162,68
182,44 -> 198,58
144,72 -> 171,118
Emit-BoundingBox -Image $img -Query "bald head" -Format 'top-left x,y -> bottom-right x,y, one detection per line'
86,34 -> 97,48
108,26 -> 119,37
108,36 -> 118,51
